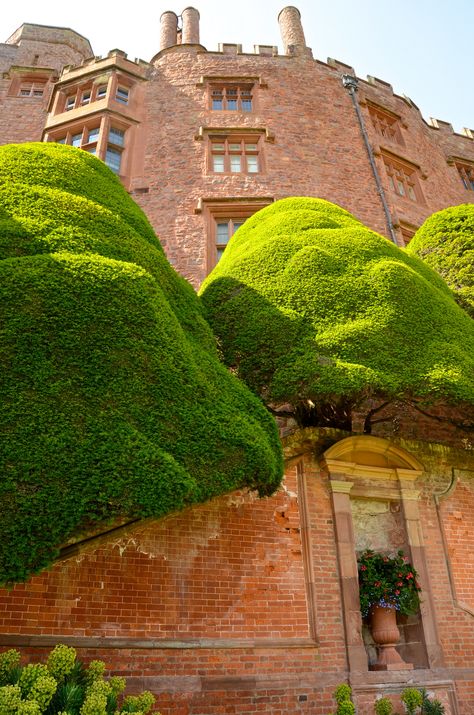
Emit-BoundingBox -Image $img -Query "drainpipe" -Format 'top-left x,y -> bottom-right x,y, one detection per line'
342,74 -> 397,244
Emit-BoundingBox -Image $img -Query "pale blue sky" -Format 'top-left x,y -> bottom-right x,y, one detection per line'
3,0 -> 473,132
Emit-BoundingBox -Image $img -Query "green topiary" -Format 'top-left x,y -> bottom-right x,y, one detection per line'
200,197 -> 474,430
406,204 -> 474,317
0,143 -> 283,585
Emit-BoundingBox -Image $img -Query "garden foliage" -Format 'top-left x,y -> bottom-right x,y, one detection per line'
0,644 -> 158,714
406,204 -> 474,317
200,197 -> 474,427
0,143 -> 283,585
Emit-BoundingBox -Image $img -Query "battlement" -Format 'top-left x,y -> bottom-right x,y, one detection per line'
4,23 -> 92,61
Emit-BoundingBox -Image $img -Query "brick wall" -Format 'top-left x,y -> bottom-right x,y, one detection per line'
1,431 -> 474,714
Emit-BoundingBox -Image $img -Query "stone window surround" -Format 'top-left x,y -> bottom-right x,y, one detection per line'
195,196 -> 273,272
367,101 -> 405,146
208,134 -> 262,174
321,435 -> 443,673
196,74 -> 268,113
381,150 -> 426,204
53,71 -> 133,115
6,67 -> 56,99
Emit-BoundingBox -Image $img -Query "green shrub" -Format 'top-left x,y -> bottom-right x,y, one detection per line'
329,683 -> 354,715
407,204 -> 474,317
0,143 -> 283,584
201,197 -> 474,429
401,687 -> 423,714
0,644 -> 158,714
374,697 -> 393,715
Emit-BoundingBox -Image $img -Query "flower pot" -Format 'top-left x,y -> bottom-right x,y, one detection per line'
370,604 -> 413,670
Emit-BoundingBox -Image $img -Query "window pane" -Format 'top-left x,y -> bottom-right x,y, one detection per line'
109,127 -> 125,146
66,96 -> 75,110
33,89 -> 44,97
397,181 -> 405,195
230,156 -> 241,172
212,99 -> 223,110
227,99 -> 237,110
242,100 -> 252,111
116,87 -> 129,103
408,186 -> 416,200
216,247 -> 225,261
86,147 -> 96,155
81,91 -> 91,105
56,137 -> 66,144
96,85 -> 107,98
247,156 -> 258,173
105,146 -> 122,173
212,143 -> 224,152
232,222 -> 244,233
88,127 -> 100,143
20,88 -> 31,96
229,143 -> 240,151
216,223 -> 229,242
245,144 -> 258,151
71,133 -> 82,147
213,156 -> 225,172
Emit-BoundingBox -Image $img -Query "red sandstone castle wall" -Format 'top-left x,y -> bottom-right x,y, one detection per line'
1,17 -> 474,287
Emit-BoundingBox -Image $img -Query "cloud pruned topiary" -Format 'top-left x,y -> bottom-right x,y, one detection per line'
406,203 -> 474,317
0,143 -> 283,585
200,197 -> 474,429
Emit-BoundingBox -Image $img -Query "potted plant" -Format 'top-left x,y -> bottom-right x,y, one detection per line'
357,549 -> 422,670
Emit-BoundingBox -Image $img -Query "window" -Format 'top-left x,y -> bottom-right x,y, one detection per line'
455,161 -> 474,191
80,90 -> 91,106
382,153 -> 423,203
18,82 -> 45,98
201,198 -> 273,271
109,127 -> 125,147
398,221 -> 418,246
105,146 -> 122,173
209,136 -> 260,174
210,84 -> 253,111
215,219 -> 245,261
115,86 -> 129,104
49,124 -> 125,176
96,84 -> 107,100
368,104 -> 403,144
65,95 -> 76,111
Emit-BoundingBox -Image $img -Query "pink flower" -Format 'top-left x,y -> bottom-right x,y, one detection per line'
360,565 -> 367,571
406,572 -> 414,580
374,581 -> 381,587
395,590 -> 400,595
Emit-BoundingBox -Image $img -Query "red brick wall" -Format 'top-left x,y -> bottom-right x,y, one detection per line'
1,435 -> 474,714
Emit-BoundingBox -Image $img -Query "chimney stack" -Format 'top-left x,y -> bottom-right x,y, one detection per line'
182,7 -> 200,44
278,6 -> 307,55
160,11 -> 178,51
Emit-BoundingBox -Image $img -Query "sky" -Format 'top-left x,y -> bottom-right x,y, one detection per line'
2,0 -> 473,133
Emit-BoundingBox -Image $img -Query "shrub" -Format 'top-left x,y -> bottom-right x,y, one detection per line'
329,683 -> 354,715
201,197 -> 474,430
407,204 -> 474,317
0,644 -> 158,714
401,688 -> 423,715
374,697 -> 393,715
0,143 -> 283,584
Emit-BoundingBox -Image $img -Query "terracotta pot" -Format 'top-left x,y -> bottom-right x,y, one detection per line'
370,604 -> 413,670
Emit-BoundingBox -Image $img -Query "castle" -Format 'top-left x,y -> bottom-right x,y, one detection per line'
1,8 -> 474,715
1,7 -> 474,288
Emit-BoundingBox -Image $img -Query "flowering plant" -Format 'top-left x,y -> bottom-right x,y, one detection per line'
357,549 -> 422,617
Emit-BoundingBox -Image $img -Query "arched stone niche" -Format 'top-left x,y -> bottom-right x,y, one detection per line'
321,435 -> 443,672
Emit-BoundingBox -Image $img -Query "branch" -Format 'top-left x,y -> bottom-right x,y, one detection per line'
363,401 -> 392,434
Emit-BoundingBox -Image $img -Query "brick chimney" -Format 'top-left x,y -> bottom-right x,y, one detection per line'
278,6 -> 307,55
181,7 -> 200,44
160,11 -> 178,50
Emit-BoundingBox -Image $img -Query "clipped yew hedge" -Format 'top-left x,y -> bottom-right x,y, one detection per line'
406,203 -> 474,317
200,197 -> 474,426
0,143 -> 283,585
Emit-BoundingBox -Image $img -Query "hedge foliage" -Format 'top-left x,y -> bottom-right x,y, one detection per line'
200,197 -> 474,424
0,644 -> 158,714
406,203 -> 474,317
0,143 -> 283,585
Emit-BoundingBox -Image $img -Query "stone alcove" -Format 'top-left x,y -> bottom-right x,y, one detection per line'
321,435 -> 443,673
